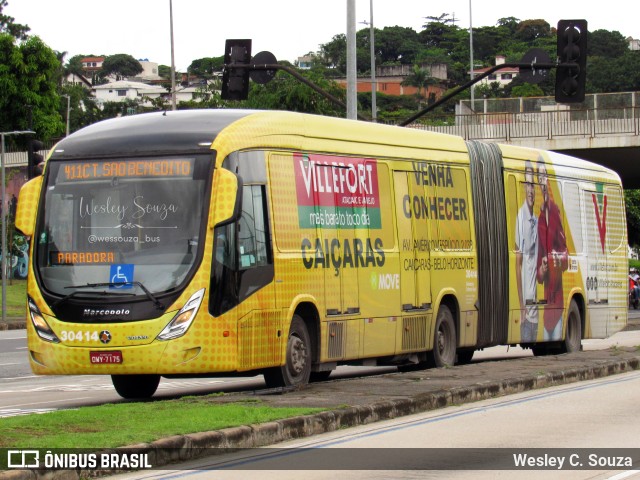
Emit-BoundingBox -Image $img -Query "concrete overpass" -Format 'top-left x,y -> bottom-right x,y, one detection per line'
419,93 -> 640,189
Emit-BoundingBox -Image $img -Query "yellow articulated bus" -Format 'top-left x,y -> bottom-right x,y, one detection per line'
16,110 -> 628,398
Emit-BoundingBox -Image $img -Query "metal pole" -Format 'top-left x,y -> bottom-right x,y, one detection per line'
469,0 -> 474,110
346,0 -> 357,120
469,0 -> 476,112
169,0 -> 177,111
1,133 -> 6,323
369,0 -> 376,122
62,95 -> 70,136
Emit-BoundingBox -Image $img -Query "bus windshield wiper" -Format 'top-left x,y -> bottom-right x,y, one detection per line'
52,289 -> 136,309
58,282 -> 165,310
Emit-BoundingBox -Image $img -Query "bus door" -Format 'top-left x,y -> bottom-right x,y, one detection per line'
394,170 -> 432,312
322,163 -> 359,316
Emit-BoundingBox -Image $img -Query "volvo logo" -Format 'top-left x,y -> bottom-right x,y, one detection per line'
99,331 -> 112,344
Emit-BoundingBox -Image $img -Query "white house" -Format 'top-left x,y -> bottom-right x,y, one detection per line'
471,55 -> 519,88
93,80 -> 167,107
135,59 -> 165,82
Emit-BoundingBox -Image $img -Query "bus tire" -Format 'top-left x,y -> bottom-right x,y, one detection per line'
264,315 -> 311,388
427,305 -> 456,368
111,374 -> 160,399
561,300 -> 582,354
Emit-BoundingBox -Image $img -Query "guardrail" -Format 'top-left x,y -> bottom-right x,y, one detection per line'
413,107 -> 640,143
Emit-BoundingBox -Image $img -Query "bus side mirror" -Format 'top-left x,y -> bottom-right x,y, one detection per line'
210,168 -> 241,228
15,176 -> 43,237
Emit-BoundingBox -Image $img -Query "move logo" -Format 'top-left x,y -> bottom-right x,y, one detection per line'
371,272 -> 400,290
591,184 -> 607,254
294,153 -> 382,229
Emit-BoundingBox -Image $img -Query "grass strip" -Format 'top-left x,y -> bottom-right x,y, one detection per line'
0,396 -> 323,449
1,279 -> 27,317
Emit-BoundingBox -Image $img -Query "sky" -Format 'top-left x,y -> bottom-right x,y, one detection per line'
5,0 -> 639,71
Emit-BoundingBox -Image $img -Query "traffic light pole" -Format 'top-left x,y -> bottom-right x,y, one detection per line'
398,61 -> 558,127
224,63 -> 370,121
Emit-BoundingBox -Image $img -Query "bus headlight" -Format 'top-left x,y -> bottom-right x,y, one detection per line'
28,297 -> 60,343
157,288 -> 205,341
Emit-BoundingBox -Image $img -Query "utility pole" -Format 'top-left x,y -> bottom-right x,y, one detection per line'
368,0 -> 376,122
169,0 -> 177,111
346,0 -> 357,120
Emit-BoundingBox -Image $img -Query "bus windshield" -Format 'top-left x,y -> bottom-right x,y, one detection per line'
36,156 -> 212,298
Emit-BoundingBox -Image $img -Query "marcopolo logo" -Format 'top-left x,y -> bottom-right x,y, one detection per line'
294,154 -> 381,230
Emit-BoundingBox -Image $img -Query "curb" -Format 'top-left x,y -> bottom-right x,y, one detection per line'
0,322 -> 26,331
2,354 -> 638,478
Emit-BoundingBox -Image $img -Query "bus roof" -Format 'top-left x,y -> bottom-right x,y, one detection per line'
50,109 -> 470,163
50,109 -> 255,159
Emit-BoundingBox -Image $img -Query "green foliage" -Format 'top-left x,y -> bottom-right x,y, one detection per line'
625,190 -> 640,248
100,53 -> 143,81
0,33 -> 64,140
0,0 -> 29,40
188,56 -> 224,77
244,69 -> 345,117
509,83 -> 545,98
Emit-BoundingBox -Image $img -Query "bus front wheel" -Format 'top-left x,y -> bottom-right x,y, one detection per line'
111,374 -> 160,399
264,315 -> 312,388
427,305 -> 456,368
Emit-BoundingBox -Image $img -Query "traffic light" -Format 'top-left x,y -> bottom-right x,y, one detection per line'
555,20 -> 587,103
221,39 -> 252,100
27,138 -> 44,179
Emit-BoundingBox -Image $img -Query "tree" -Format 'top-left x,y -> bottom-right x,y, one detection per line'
243,69 -> 345,116
0,33 -> 63,139
509,83 -> 545,97
625,190 -> 640,248
188,56 -> 224,78
401,65 -> 438,103
588,29 -> 629,59
375,26 -> 421,65
515,20 -> 552,42
100,54 -> 143,81
0,0 -> 29,40
319,33 -> 347,72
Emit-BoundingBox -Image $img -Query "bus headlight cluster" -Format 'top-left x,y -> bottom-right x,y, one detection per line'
28,297 -> 60,343
157,288 -> 205,341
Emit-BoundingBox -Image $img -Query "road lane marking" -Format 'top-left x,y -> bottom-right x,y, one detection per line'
1,398 -> 92,409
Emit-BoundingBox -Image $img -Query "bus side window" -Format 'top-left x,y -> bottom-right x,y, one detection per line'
237,185 -> 274,301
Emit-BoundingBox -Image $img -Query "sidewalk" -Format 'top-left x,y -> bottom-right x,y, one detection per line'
0,317 -> 25,331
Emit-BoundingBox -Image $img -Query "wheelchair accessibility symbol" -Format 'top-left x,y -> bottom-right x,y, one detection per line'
109,264 -> 134,289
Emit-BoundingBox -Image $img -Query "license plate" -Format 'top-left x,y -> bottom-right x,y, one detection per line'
90,351 -> 123,364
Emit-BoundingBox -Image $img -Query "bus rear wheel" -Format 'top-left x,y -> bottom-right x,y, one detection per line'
264,315 -> 312,388
111,374 -> 160,399
561,300 -> 582,353
427,305 -> 456,368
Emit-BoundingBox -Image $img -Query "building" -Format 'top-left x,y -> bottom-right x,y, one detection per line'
135,59 -> 165,82
81,56 -> 104,72
297,55 -> 314,69
471,55 -> 519,88
628,37 -> 640,51
334,63 -> 447,99
93,80 -> 167,107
